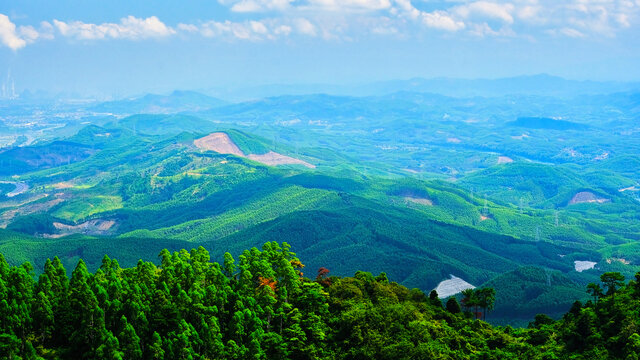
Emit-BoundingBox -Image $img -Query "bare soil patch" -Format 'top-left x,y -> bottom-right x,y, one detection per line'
568,191 -> 610,205
53,182 -> 74,189
248,152 -> 315,168
434,275 -> 475,298
195,133 -> 315,168
404,196 -> 433,206
606,258 -> 630,265
51,219 -> 116,236
194,132 -> 245,156
497,156 -> 513,164
574,260 -> 597,272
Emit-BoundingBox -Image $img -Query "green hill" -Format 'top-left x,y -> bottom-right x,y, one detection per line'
1,125 -> 639,327
106,114 -> 218,136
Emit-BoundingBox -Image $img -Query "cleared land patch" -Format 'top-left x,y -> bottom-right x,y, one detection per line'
248,152 -> 315,168
568,191 -> 610,205
194,132 -> 244,157
497,156 -> 513,164
194,132 -> 315,168
434,275 -> 475,298
606,258 -> 630,265
404,196 -> 433,206
49,219 -> 116,237
574,260 -> 597,272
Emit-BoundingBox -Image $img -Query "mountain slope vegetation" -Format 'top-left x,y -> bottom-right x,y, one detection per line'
2,242 -> 640,359
1,90 -> 639,329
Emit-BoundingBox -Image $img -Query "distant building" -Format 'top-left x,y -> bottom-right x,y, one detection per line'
1,70 -> 18,99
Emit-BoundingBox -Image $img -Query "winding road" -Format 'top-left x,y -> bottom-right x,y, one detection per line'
0,181 -> 29,197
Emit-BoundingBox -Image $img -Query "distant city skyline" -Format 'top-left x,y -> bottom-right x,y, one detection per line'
1,1 -> 640,97
0,70 -> 17,99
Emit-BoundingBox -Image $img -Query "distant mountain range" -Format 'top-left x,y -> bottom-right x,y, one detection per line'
89,90 -> 227,114
6,74 -> 640,105
205,74 -> 640,100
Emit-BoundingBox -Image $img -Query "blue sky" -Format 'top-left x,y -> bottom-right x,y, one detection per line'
1,0 -> 639,97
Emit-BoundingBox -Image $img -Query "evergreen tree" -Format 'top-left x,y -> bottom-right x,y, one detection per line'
149,332 -> 165,360
118,316 -> 142,360
601,272 -> 625,298
476,287 -> 496,320
68,259 -> 108,359
428,290 -> 442,308
445,297 -> 461,314
32,291 -> 54,344
587,283 -> 604,305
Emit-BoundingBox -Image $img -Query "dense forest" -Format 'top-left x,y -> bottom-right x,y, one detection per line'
1,241 -> 639,359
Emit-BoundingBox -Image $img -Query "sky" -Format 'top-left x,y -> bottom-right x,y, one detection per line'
1,0 -> 640,97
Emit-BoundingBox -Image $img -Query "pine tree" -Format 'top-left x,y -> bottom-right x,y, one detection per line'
118,316 -> 142,360
32,291 -> 54,344
149,332 -> 165,360
68,259 -> 108,359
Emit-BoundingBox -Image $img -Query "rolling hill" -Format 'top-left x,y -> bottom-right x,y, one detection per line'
1,90 -> 639,326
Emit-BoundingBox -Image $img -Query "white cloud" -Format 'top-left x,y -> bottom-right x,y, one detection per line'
195,20 -> 271,40
468,21 -> 515,36
221,0 -> 392,12
454,1 -> 515,24
219,0 -> 294,12
18,25 -> 39,42
391,0 -> 640,37
174,17 -> 320,40
392,1 -> 465,31
306,0 -> 392,11
371,25 -> 398,34
294,18 -> 318,36
513,0 -> 640,37
177,23 -> 199,32
53,16 -> 175,40
38,21 -> 55,40
274,24 -> 293,35
546,27 -> 585,38
422,11 -> 466,31
560,27 -> 585,37
250,20 -> 269,34
4,0 -> 640,49
0,14 -> 27,50
394,0 -> 422,19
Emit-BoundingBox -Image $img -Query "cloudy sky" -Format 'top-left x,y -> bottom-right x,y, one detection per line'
1,0 -> 639,96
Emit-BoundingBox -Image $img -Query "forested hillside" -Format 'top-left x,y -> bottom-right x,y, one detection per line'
1,119 -> 638,326
2,89 -> 639,331
2,242 -> 639,359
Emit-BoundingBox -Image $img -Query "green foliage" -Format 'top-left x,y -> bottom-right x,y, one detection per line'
0,243 -> 561,359
524,271 -> 640,359
7,243 -> 639,359
484,266 -> 589,323
446,297 -> 461,314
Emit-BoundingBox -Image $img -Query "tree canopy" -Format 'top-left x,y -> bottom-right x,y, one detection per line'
0,245 -> 639,359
